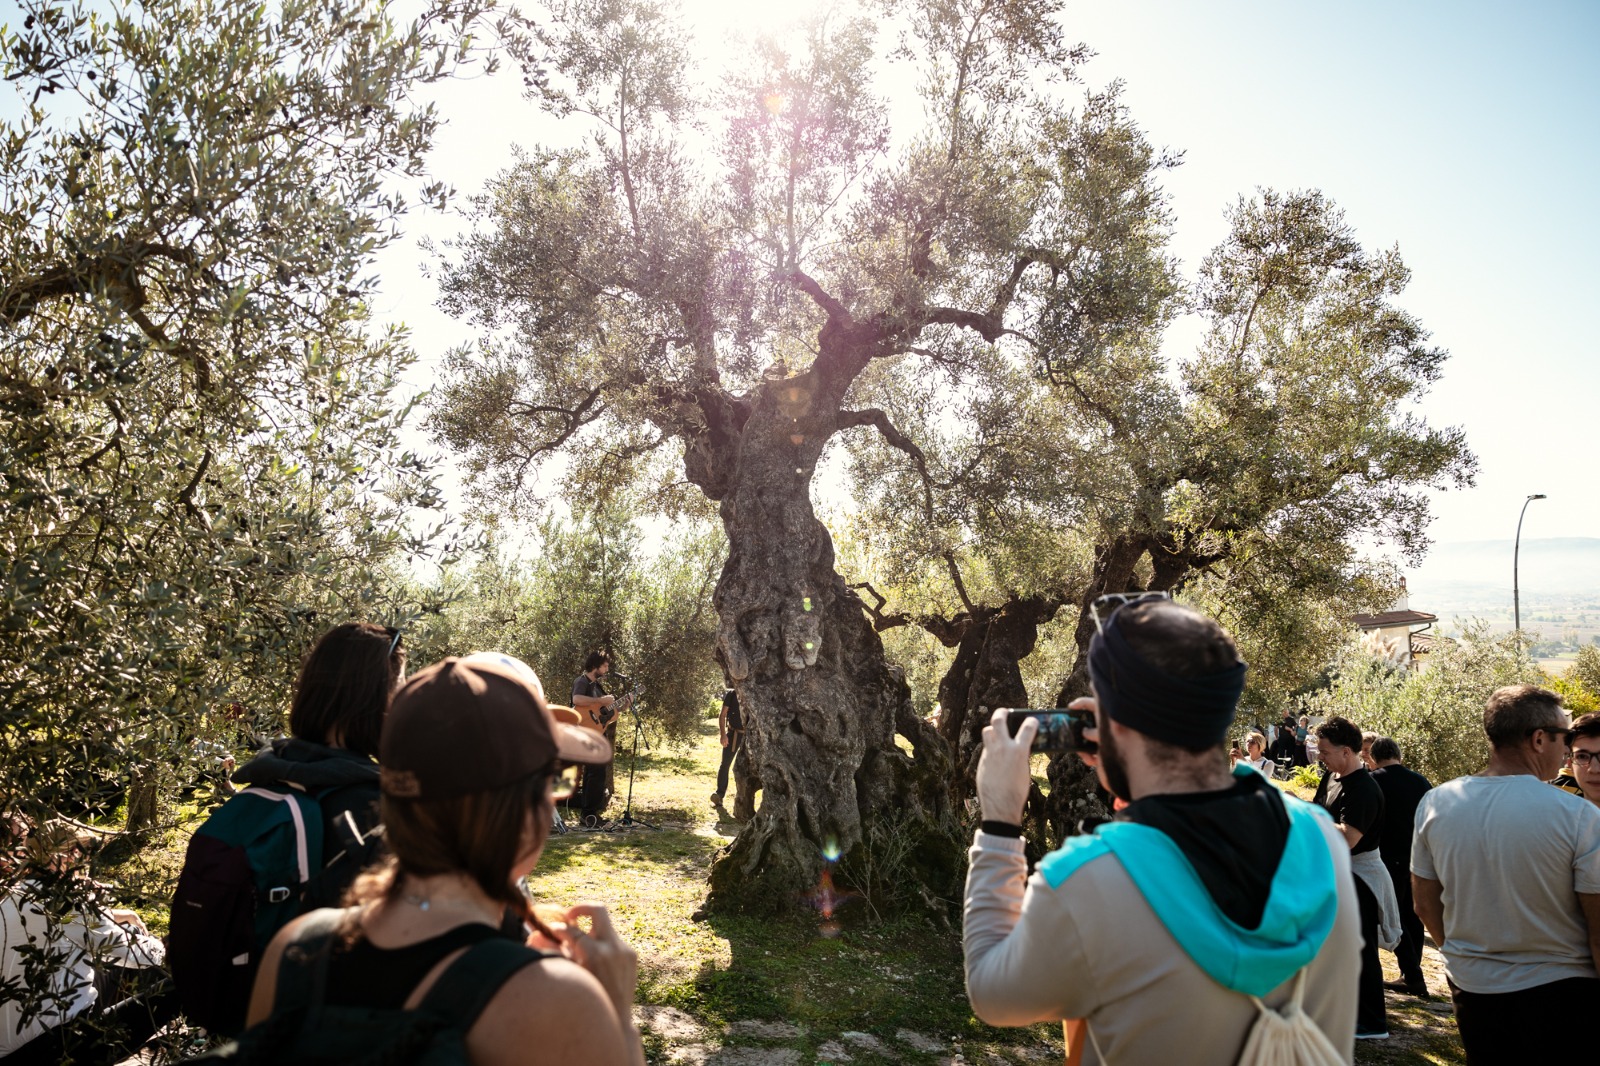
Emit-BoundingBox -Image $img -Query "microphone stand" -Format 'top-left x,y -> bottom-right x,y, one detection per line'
604,684 -> 658,832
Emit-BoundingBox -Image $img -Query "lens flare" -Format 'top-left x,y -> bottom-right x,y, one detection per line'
802,835 -> 859,936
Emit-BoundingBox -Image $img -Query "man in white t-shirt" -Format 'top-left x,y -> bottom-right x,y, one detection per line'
1412,683 -> 1600,1063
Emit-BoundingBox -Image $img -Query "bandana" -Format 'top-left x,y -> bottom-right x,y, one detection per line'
1088,609 -> 1248,749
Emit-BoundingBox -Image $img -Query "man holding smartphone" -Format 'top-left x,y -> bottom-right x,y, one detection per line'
963,598 -> 1361,1064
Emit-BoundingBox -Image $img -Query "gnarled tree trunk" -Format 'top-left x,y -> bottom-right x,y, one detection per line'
1044,537 -> 1149,840
696,367 -> 960,916
933,596 -> 1059,801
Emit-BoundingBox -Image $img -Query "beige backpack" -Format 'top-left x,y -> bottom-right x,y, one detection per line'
1066,967 -> 1343,1066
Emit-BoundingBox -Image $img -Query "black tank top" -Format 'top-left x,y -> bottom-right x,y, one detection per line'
324,923 -> 513,1009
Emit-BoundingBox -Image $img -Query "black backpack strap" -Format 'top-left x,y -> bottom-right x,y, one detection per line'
270,907 -> 351,1019
415,937 -> 549,1031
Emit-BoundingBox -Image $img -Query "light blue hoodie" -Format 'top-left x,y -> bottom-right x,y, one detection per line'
1037,766 -> 1340,998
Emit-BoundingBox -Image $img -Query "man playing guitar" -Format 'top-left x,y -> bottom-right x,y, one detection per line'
571,651 -> 631,824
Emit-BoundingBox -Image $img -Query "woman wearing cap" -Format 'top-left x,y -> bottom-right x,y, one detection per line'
245,655 -> 642,1065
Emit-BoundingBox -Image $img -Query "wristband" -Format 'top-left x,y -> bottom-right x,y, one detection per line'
980,820 -> 1024,838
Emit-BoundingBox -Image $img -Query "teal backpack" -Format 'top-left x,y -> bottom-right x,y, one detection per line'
168,783 -> 336,1035
189,909 -> 546,1066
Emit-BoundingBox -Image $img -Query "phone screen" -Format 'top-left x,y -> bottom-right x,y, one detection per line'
1004,709 -> 1096,754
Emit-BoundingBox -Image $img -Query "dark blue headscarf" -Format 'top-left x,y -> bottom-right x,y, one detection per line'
1088,608 -> 1248,749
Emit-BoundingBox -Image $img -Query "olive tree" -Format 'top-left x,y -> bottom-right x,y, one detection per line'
0,0 -> 528,1036
840,189 -> 1475,843
427,0 -> 1181,911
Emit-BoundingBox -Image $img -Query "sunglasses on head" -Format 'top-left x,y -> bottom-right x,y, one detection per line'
1090,591 -> 1172,633
383,626 -> 402,657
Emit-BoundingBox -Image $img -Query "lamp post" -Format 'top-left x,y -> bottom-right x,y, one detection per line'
1514,493 -> 1547,640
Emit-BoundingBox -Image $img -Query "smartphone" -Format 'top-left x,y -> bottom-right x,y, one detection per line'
1005,709 -> 1097,754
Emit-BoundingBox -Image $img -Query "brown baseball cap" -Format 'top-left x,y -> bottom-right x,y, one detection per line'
380,654 -> 611,800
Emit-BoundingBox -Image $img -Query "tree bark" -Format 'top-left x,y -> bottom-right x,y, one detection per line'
1044,536 -> 1150,841
125,763 -> 163,836
933,596 -> 1059,804
698,368 -> 960,916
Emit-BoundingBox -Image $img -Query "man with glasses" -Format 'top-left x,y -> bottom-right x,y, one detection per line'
1565,713 -> 1600,807
1412,684 -> 1600,1062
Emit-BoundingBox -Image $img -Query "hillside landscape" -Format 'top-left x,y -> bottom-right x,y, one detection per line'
1407,538 -> 1600,648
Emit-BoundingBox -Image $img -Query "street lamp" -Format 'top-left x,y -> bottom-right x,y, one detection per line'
1514,493 -> 1547,639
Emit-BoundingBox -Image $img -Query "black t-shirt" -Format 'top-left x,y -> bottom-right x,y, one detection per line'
573,672 -> 604,701
722,689 -> 742,732
573,672 -> 607,726
1319,766 -> 1385,854
1371,763 -> 1433,869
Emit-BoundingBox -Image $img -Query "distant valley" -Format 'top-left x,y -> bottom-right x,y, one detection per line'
1404,537 -> 1600,643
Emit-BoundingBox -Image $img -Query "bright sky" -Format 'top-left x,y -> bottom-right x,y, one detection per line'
371,0 -> 1600,560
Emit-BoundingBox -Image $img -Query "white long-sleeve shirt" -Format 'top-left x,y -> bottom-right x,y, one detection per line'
1,879 -> 165,1055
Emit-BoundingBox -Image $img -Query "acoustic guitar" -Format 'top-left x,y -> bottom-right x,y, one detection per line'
585,688 -> 635,731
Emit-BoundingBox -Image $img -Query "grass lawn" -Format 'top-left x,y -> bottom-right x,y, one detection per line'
534,719 -> 1064,1064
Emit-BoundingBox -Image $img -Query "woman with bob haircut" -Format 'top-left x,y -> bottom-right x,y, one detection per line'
244,653 -> 643,1065
229,621 -> 406,906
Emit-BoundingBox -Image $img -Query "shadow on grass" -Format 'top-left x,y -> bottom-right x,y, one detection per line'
626,750 -> 705,776
659,906 -> 1058,1061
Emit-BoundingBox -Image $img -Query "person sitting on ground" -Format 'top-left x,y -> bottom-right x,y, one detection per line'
1368,736 -> 1433,997
242,655 -> 641,1065
964,599 -> 1360,1064
1,818 -> 167,1062
1412,684 -> 1600,1063
1313,716 -> 1399,1040
1566,713 -> 1600,808
230,622 -> 405,906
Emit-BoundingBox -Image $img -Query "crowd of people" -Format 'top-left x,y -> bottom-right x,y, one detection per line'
966,597 -> 1600,1065
5,601 -> 1599,1064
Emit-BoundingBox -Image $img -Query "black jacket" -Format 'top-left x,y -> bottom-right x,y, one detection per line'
232,738 -> 384,908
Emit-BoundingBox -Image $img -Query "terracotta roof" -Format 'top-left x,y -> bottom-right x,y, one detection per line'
1350,609 -> 1438,629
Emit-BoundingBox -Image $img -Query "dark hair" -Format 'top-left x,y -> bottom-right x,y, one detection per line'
1483,684 -> 1565,750
1370,736 -> 1401,763
351,770 -> 556,940
1571,712 -> 1600,744
290,623 -> 406,759
1118,600 -> 1241,679
1114,600 -> 1240,764
1315,715 -> 1363,751
582,650 -> 611,674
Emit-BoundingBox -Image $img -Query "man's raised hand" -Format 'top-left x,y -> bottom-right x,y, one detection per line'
977,707 -> 1035,825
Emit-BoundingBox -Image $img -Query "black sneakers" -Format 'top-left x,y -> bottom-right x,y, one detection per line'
1383,977 -> 1428,996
